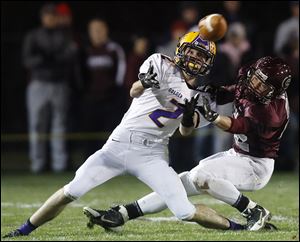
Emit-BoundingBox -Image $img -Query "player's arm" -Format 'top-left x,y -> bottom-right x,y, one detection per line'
197,96 -> 251,133
211,115 -> 232,131
130,80 -> 145,98
130,61 -> 160,98
197,96 -> 234,131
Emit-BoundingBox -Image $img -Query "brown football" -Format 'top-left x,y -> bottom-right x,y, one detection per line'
198,14 -> 228,42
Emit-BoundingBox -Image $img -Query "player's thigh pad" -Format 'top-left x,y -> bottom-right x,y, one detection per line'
64,147 -> 124,200
189,149 -> 272,191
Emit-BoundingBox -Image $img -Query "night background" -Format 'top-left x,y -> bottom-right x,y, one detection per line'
1,1 -> 299,241
1,1 -> 299,172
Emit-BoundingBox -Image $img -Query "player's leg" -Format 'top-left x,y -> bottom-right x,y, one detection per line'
30,188 -> 72,227
85,151 -> 244,231
82,171 -> 203,230
189,148 -> 274,230
102,170 -> 202,225
2,188 -> 72,238
3,146 -> 125,238
29,149 -> 123,226
136,171 -> 201,214
131,156 -> 245,230
82,140 -> 246,231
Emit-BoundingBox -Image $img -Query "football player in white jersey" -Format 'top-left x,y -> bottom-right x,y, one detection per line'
83,57 -> 288,232
4,32 -> 246,238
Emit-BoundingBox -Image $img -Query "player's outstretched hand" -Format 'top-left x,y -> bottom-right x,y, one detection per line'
197,96 -> 219,122
138,61 -> 160,89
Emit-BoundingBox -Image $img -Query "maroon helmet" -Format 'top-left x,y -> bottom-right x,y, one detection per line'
243,56 -> 292,104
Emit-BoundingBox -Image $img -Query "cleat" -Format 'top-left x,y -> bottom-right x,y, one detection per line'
242,205 -> 271,231
264,222 -> 278,231
2,229 -> 24,238
83,206 -> 124,232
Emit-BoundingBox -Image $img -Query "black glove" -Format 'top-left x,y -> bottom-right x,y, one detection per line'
138,61 -> 160,89
197,96 -> 219,122
179,94 -> 200,127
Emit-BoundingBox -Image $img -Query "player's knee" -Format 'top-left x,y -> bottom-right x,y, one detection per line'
174,207 -> 196,221
252,178 -> 268,190
62,168 -> 93,200
190,170 -> 212,191
255,172 -> 273,190
176,203 -> 197,221
63,183 -> 81,201
163,190 -> 196,220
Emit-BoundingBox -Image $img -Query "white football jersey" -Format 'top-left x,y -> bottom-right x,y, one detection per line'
116,53 -> 216,140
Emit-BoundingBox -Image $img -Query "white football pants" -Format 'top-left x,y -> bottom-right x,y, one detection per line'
137,148 -> 274,215
63,126 -> 196,220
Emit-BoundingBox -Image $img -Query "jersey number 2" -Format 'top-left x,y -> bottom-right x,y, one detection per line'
149,99 -> 183,128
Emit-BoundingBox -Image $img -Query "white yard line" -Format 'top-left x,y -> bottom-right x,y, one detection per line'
1,201 -> 85,208
0,198 -> 226,209
138,215 -> 295,223
2,202 -> 298,224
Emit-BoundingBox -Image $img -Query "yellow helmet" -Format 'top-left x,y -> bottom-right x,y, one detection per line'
174,32 -> 216,76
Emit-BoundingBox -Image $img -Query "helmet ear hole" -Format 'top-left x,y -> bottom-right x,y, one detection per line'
247,70 -> 251,78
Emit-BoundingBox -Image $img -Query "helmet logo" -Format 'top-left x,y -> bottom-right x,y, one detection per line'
282,75 -> 291,90
194,37 -> 209,48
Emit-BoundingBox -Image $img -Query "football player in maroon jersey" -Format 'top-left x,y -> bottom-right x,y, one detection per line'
192,56 -> 291,230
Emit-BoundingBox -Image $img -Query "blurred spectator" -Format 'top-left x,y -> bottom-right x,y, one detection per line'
55,2 -> 84,160
81,18 -> 126,156
124,35 -> 150,107
155,2 -> 197,46
218,22 -> 252,68
55,2 -> 82,92
23,3 -> 79,173
55,2 -> 73,28
222,1 -> 242,23
274,1 -> 299,171
179,1 -> 200,32
274,0 -> 299,116
274,1 -> 299,57
221,1 -> 256,47
156,20 -> 187,58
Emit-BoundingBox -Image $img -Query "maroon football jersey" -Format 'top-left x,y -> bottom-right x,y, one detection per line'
227,89 -> 290,158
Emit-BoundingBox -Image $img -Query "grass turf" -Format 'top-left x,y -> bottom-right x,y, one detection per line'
1,171 -> 299,241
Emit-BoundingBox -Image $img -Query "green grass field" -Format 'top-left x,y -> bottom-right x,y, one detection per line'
1,171 -> 299,241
